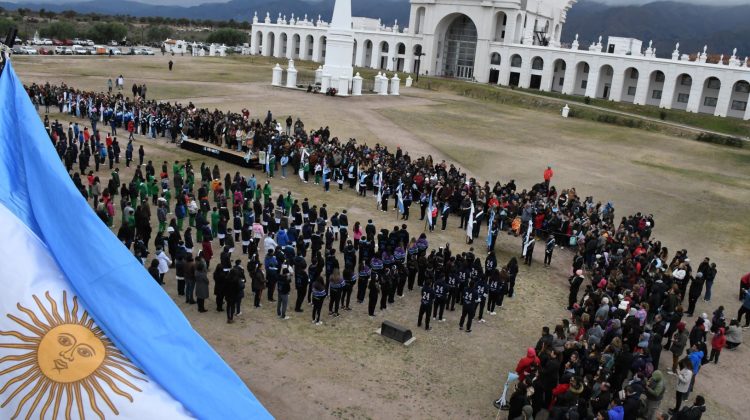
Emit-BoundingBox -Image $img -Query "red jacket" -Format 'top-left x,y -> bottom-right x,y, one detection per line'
543,168 -> 554,181
515,348 -> 540,381
712,328 -> 726,350
202,241 -> 213,261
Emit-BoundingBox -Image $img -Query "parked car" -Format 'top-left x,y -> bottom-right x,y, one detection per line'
141,48 -> 155,55
21,46 -> 38,55
38,48 -> 53,55
72,45 -> 88,55
54,46 -> 73,55
108,48 -> 122,55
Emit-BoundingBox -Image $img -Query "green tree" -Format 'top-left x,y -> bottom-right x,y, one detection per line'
40,21 -> 77,39
87,22 -> 127,44
146,25 -> 172,43
206,28 -> 247,46
0,17 -> 15,36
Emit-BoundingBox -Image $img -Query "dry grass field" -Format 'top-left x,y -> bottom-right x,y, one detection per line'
12,54 -> 750,419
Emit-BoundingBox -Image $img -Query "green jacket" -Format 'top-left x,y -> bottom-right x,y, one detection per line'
645,370 -> 665,401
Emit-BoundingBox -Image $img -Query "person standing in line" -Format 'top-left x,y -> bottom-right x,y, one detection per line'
250,261 -> 265,308
183,253 -> 196,304
311,277 -> 327,325
432,274 -> 447,322
156,246 -> 172,285
523,233 -> 535,266
367,272 -> 380,318
213,262 -> 226,312
138,145 -> 145,166
194,254 -> 209,313
703,262 -> 717,302
568,270 -> 584,310
328,269 -> 345,317
506,257 -> 519,298
544,234 -> 555,266
459,280 -> 477,333
670,359 -> 693,414
277,267 -> 292,320
224,261 -> 240,324
417,280 -> 434,330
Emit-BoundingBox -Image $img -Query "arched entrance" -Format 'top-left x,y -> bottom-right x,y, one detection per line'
551,59 -> 566,93
440,15 -> 478,80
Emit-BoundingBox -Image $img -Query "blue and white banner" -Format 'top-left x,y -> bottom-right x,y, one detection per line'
0,61 -> 271,419
426,192 -> 433,227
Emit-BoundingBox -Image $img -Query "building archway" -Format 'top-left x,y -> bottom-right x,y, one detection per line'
265,32 -> 275,57
698,76 -> 721,114
573,61 -> 590,96
364,40 -> 373,68
597,64 -> 614,99
292,34 -> 301,59
318,35 -> 326,61
728,80 -> 750,118
378,41 -> 390,69
280,32 -> 288,57
415,7 -> 426,35
412,44 -> 424,74
671,73 -> 693,110
493,12 -> 507,42
514,13 -> 524,43
435,14 -> 478,79
551,59 -> 566,92
395,42 -> 406,72
645,70 -> 665,106
304,35 -> 314,60
490,52 -> 501,65
621,67 -> 639,103
253,31 -> 263,55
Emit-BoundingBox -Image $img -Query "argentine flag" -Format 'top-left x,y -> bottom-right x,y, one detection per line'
0,61 -> 271,419
426,192 -> 434,228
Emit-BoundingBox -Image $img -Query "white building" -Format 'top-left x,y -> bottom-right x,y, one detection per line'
162,39 -> 188,54
251,0 -> 750,120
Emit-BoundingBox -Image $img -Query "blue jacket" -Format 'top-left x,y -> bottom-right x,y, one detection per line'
743,291 -> 750,309
608,406 -> 624,420
688,350 -> 704,376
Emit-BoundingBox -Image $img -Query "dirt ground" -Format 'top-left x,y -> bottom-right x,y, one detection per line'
12,55 -> 750,419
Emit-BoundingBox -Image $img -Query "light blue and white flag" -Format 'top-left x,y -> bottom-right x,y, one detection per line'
426,192 -> 434,227
465,200 -> 474,240
396,181 -> 404,214
487,210 -> 495,248
265,142 -> 272,174
0,61 -> 272,420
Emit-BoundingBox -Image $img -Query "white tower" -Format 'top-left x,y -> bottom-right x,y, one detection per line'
323,0 -> 355,95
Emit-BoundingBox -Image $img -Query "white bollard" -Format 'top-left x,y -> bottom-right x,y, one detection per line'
272,64 -> 283,86
315,66 -> 323,84
390,73 -> 401,96
378,74 -> 389,95
352,73 -> 363,96
337,77 -> 350,96
321,73 -> 331,92
562,104 -> 570,118
286,60 -> 297,88
405,76 -> 413,87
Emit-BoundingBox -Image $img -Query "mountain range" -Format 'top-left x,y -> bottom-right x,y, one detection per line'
1,0 -> 749,57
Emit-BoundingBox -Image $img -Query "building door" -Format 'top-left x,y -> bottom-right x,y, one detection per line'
530,75 -> 542,90
441,15 -> 478,80
509,72 -> 520,87
489,69 -> 499,84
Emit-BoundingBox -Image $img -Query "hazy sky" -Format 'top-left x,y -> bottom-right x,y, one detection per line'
2,0 -> 747,7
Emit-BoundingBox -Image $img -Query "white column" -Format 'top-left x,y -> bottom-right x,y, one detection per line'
519,59 -> 532,89
659,75 -> 677,109
633,70 -> 651,105
286,38 -> 293,59
273,33 -> 282,58
262,32 -> 270,56
745,102 -> 750,120
355,42 -> 366,67
584,66 -> 600,98
386,47 -> 395,71
498,58 -> 512,86
609,67 -> 626,102
561,62 -> 576,94
685,80 -> 704,113
403,57 -> 412,75
504,12 -> 517,44
370,47 -> 380,69
713,82 -> 734,117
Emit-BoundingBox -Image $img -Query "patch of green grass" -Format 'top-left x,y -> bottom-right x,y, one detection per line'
631,159 -> 750,188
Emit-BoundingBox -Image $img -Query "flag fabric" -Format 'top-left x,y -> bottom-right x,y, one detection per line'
426,192 -> 434,228
465,200 -> 474,239
0,61 -> 271,419
486,210 -> 495,248
396,181 -> 404,214
375,171 -> 383,206
522,222 -> 534,257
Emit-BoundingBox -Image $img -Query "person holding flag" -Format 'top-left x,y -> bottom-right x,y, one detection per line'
0,61 -> 271,419
465,199 -> 475,244
425,191 -> 435,232
522,223 -> 536,266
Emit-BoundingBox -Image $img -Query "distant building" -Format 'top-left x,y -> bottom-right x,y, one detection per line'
250,0 -> 750,120
162,39 -> 188,54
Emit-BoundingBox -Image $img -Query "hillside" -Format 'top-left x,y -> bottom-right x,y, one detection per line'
2,0 -> 750,56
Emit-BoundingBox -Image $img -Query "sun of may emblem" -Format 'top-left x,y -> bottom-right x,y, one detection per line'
0,291 -> 146,419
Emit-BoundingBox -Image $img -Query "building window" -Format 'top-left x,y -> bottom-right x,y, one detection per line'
652,90 -> 662,99
490,53 -> 501,65
732,100 -> 748,111
707,78 -> 721,90
532,57 -> 543,70
655,73 -> 665,82
703,97 -> 717,107
630,69 -> 639,79
627,86 -> 637,96
581,80 -> 588,89
680,75 -> 692,86
559,77 -> 564,86
735,82 -> 750,93
583,63 -> 589,74
677,93 -> 689,103
511,55 -> 522,68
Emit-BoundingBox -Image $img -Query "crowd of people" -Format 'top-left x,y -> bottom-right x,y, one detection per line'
26,80 -> 747,420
